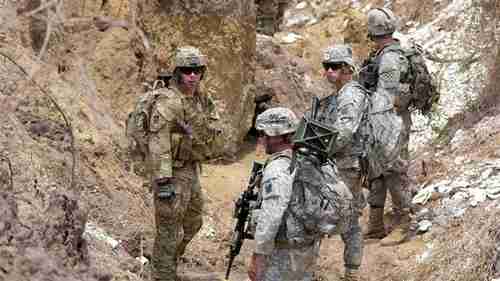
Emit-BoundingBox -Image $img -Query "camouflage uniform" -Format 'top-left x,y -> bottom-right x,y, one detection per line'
148,47 -> 221,281
319,45 -> 367,280
254,107 -> 320,281
361,8 -> 411,245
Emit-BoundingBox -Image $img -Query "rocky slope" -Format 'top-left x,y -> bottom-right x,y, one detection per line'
1,0 -> 500,280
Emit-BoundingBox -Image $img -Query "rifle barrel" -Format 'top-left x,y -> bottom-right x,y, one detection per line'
225,254 -> 236,280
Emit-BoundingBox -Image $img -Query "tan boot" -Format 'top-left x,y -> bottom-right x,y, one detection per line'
344,267 -> 360,281
363,206 -> 386,239
380,211 -> 410,246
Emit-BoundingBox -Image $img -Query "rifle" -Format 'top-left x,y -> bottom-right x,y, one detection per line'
225,160 -> 264,280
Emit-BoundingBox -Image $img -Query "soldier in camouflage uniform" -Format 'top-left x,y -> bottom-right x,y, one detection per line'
248,107 -> 320,281
147,46 -> 222,281
359,7 -> 411,246
256,0 -> 287,35
318,44 -> 366,281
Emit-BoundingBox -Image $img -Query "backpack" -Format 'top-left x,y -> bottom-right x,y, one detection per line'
287,156 -> 354,238
360,42 -> 440,115
125,82 -> 168,162
403,43 -> 440,114
357,84 -> 404,179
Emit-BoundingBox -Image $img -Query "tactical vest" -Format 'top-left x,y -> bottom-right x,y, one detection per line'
360,42 -> 439,115
359,43 -> 410,93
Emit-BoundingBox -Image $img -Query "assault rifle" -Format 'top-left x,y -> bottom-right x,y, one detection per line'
225,160 -> 264,280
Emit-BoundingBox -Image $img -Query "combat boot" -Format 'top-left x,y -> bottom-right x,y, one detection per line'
344,267 -> 360,281
380,211 -> 410,246
363,206 -> 386,239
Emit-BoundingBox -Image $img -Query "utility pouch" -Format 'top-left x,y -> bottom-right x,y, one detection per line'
157,183 -> 176,201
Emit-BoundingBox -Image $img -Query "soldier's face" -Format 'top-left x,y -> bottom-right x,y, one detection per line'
323,63 -> 343,84
324,64 -> 352,85
261,134 -> 285,154
179,67 -> 203,89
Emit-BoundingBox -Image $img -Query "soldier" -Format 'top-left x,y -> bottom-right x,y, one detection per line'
248,107 -> 320,281
147,46 -> 221,281
319,44 -> 366,281
359,7 -> 411,246
256,0 -> 286,36
275,0 -> 288,32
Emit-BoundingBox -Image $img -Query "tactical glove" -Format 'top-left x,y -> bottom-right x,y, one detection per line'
176,120 -> 193,139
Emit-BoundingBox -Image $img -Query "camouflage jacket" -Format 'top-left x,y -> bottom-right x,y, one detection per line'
147,84 -> 221,179
255,149 -> 294,255
319,81 -> 368,169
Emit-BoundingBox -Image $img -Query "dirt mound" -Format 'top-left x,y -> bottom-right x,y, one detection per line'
255,34 -> 331,117
0,181 -> 108,281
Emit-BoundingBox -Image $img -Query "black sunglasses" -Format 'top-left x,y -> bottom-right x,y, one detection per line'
178,67 -> 204,75
322,63 -> 344,71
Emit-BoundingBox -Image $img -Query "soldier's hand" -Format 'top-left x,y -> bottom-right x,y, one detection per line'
176,120 -> 193,138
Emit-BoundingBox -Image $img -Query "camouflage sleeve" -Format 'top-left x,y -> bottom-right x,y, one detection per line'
148,95 -> 183,179
376,51 -> 408,97
334,86 -> 367,152
255,157 -> 293,255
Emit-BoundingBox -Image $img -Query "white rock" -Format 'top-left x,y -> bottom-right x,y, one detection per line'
136,256 -> 149,265
417,220 -> 433,233
295,2 -> 308,9
284,14 -> 315,28
84,222 -> 120,249
450,129 -> 466,150
468,188 -> 487,207
412,185 -> 434,205
280,32 -> 304,44
487,187 -> 500,200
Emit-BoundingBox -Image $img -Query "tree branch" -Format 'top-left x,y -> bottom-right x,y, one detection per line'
38,3 -> 53,61
22,0 -> 60,18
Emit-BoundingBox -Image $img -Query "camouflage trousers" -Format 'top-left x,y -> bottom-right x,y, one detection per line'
367,170 -> 410,212
338,167 -> 365,269
263,241 -> 320,281
152,162 -> 204,281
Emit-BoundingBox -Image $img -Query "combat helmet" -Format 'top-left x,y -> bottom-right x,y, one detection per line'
173,46 -> 208,80
256,107 -> 299,137
367,8 -> 398,37
322,44 -> 355,69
